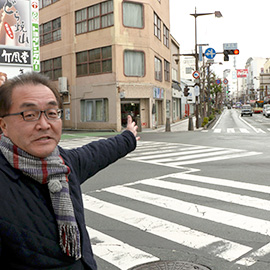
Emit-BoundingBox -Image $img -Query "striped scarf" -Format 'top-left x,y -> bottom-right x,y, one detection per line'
0,135 -> 81,260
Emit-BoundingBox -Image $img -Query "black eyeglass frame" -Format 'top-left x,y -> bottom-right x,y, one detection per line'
0,109 -> 62,122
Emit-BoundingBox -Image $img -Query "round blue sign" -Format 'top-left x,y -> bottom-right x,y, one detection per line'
205,48 -> 216,59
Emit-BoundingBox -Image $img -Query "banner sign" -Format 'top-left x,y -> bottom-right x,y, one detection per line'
0,0 -> 40,79
237,69 -> 248,78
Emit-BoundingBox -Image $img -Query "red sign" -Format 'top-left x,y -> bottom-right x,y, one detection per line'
237,69 -> 248,78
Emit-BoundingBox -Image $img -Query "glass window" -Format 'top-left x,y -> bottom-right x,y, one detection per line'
155,57 -> 162,81
124,50 -> 145,77
40,0 -> 59,9
123,2 -> 143,28
164,60 -> 170,82
81,99 -> 108,122
163,25 -> 169,48
76,0 -> 113,35
40,17 -> 61,46
40,57 -> 62,81
76,46 -> 112,76
154,13 -> 161,40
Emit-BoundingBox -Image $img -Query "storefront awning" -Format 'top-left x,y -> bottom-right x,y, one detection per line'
172,81 -> 181,91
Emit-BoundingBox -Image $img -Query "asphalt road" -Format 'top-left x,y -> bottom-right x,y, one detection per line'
59,109 -> 270,270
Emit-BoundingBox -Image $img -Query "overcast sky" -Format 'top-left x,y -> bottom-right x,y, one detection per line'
169,0 -> 270,77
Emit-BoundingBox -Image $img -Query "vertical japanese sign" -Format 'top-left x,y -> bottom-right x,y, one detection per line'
31,0 -> 39,72
0,0 -> 39,79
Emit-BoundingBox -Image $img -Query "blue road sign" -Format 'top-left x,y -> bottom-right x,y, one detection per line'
205,48 -> 216,59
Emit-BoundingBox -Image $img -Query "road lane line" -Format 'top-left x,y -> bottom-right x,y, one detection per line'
83,194 -> 251,262
87,227 -> 159,270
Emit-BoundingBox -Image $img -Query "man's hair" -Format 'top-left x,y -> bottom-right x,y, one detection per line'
0,72 -> 62,117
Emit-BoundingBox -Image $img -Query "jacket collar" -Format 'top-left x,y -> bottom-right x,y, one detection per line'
0,151 -> 22,180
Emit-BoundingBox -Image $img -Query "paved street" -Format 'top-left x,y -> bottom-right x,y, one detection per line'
59,120 -> 270,270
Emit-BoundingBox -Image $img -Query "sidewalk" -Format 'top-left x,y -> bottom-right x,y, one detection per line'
61,117 -> 202,140
143,116 -> 202,133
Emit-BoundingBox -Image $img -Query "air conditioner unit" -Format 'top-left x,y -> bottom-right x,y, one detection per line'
58,77 -> 68,94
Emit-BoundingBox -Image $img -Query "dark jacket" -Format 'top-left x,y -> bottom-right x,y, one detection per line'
0,130 -> 136,270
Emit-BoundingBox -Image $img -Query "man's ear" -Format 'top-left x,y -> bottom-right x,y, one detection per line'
0,118 -> 8,136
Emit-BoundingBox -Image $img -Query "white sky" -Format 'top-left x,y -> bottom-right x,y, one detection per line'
169,0 -> 270,77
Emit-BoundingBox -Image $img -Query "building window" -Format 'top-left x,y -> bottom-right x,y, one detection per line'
76,46 -> 112,76
163,25 -> 169,48
39,0 -> 59,9
81,99 -> 108,122
124,50 -> 145,77
155,57 -> 162,81
123,2 -> 143,28
40,57 -> 62,81
164,60 -> 170,82
40,17 -> 61,46
75,0 -> 114,35
154,13 -> 161,40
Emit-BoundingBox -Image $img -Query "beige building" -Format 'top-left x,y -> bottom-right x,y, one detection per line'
39,0 -> 171,131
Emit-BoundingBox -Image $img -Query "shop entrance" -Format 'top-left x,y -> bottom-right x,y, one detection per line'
121,101 -> 140,127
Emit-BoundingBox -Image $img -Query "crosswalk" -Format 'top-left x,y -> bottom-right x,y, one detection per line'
59,138 -> 270,269
202,127 -> 270,134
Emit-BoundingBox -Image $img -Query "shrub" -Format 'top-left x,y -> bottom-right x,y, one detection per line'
202,117 -> 209,127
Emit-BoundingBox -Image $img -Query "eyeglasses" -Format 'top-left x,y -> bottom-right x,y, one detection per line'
1,109 -> 62,122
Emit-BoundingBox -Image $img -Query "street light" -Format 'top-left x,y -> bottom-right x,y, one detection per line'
190,7 -> 223,128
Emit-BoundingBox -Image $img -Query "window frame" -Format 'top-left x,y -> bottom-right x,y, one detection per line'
40,57 -> 62,81
155,56 -> 162,81
81,98 -> 108,122
39,0 -> 59,9
163,24 -> 169,48
122,1 -> 144,29
75,0 -> 114,35
76,46 -> 112,77
124,50 -> 145,77
40,17 -> 61,46
154,12 -> 161,40
164,60 -> 170,82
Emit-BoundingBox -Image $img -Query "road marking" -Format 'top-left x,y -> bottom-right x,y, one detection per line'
239,128 -> 250,133
227,128 -> 235,133
213,128 -> 221,133
168,172 -> 269,194
235,242 -> 270,266
83,194 -> 252,262
103,185 -> 270,237
255,128 -> 266,133
134,178 -> 270,211
87,227 -> 159,270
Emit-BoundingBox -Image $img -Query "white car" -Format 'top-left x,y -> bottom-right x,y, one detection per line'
263,104 -> 270,117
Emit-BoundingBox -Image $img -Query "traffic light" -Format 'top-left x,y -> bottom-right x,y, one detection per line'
224,49 -> 239,61
184,86 -> 189,97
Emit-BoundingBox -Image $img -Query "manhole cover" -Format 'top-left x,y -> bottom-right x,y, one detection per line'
129,260 -> 211,270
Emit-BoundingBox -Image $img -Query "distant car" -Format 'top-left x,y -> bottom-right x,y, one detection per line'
227,105 -> 231,109
241,105 -> 253,117
263,104 -> 270,117
253,106 -> 263,113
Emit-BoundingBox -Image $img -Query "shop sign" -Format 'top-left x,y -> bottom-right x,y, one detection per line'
153,87 -> 164,99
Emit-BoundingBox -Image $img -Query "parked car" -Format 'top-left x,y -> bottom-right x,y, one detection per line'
241,105 -> 253,117
263,104 -> 270,117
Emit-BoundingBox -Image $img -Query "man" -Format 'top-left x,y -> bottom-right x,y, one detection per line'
0,72 -> 7,86
0,72 -> 139,269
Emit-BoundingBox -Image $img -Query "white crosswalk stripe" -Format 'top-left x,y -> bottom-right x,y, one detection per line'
127,141 -> 261,168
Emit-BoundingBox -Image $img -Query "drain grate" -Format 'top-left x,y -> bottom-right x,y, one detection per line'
129,260 -> 211,270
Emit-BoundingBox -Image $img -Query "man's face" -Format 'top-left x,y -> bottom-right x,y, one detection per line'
0,83 -> 62,158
